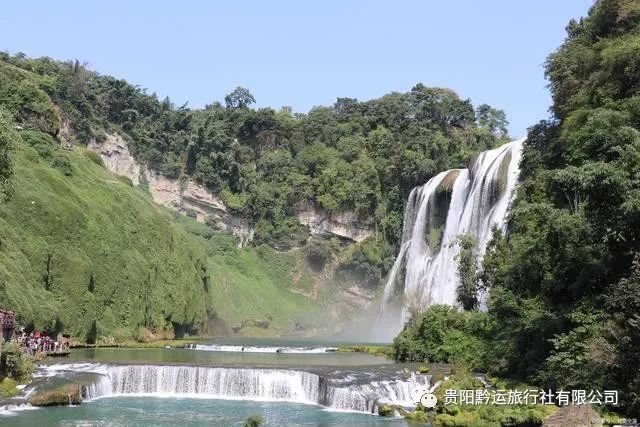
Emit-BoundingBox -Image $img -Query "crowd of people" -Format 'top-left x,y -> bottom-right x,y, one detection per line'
15,331 -> 69,356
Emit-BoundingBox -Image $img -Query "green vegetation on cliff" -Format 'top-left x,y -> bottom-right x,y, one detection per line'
395,0 -> 640,416
1,141 -> 209,339
484,0 -> 640,414
0,50 -> 508,260
0,132 -> 322,340
0,44 -> 510,340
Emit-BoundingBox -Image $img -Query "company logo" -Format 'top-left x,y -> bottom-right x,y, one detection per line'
411,386 -> 438,408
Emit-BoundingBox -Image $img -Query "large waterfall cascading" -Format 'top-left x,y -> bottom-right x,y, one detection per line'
49,364 -> 429,414
377,139 -> 524,339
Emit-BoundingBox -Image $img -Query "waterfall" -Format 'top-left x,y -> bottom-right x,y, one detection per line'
322,372 -> 429,412
188,344 -> 337,354
45,363 -> 429,414
377,139 -> 524,339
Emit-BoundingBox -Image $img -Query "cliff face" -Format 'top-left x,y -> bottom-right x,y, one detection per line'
89,134 -> 375,246
88,134 -> 254,246
294,201 -> 374,243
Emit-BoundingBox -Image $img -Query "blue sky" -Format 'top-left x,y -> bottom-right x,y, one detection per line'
1,1 -> 594,138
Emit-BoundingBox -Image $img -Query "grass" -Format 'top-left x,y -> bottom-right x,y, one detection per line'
0,143 -> 210,340
336,345 -> 394,358
0,141 -> 330,342
0,378 -> 18,398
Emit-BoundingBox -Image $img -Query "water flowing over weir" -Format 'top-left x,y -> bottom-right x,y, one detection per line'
188,344 -> 337,354
376,139 -> 524,340
43,364 -> 430,414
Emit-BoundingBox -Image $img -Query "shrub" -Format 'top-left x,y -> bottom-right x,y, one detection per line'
338,238 -> 393,288
305,237 -> 331,271
253,217 -> 308,250
94,130 -> 107,142
0,377 -> 18,397
405,409 -> 428,423
116,175 -> 133,186
178,215 -> 218,239
0,342 -> 35,382
84,150 -> 105,167
51,154 -> 73,176
221,188 -> 249,214
378,404 -> 394,416
393,305 -> 492,370
243,414 -> 264,427
134,326 -> 154,343
21,129 -> 55,159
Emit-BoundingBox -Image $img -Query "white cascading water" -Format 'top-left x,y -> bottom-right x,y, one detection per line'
44,364 -> 430,414
187,344 -> 337,354
377,139 -> 524,339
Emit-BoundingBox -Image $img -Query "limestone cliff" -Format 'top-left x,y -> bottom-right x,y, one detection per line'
294,201 -> 374,242
88,134 -> 254,246
89,133 -> 375,246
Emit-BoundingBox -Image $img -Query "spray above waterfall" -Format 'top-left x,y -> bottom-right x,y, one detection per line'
376,139 -> 524,340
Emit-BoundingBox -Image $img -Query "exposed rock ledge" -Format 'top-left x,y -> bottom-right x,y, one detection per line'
294,201 -> 374,242
87,133 -> 254,246
88,133 -> 375,245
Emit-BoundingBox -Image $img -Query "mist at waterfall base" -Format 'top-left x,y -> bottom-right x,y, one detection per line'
368,139 -> 524,342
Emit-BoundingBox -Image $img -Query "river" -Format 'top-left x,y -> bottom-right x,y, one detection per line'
0,339 -> 430,426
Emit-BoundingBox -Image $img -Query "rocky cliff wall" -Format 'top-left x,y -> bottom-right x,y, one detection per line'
88,134 -> 254,246
294,201 -> 374,242
89,134 -> 375,246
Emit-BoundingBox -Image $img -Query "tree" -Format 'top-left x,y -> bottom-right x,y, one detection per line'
480,0 -> 640,416
393,305 -> 491,370
453,234 -> 480,311
225,87 -> 255,109
476,104 -> 509,139
305,237 -> 331,271
0,108 -> 16,198
601,254 -> 640,414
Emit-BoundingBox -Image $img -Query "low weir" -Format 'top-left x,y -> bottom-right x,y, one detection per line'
41,363 -> 431,414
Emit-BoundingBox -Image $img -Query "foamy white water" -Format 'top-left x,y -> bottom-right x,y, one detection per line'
41,363 -> 430,414
377,139 -> 524,339
189,344 -> 337,354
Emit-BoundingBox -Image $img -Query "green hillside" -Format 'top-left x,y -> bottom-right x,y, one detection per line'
394,0 -> 640,416
0,49 -> 507,342
0,137 -> 324,341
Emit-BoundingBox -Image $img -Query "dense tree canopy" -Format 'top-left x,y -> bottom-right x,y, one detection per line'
0,51 -> 509,287
394,0 -> 640,416
485,0 -> 640,414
